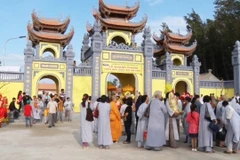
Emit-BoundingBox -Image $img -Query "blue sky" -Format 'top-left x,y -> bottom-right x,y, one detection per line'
0,0 -> 215,67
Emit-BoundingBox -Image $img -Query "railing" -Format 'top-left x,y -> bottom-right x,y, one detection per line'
73,66 -> 92,76
0,71 -> 24,81
172,65 -> 193,71
200,81 -> 223,88
224,80 -> 234,88
152,70 -> 166,79
200,80 -> 234,89
104,43 -> 143,52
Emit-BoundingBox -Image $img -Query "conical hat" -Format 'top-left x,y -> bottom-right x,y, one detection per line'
165,83 -> 173,94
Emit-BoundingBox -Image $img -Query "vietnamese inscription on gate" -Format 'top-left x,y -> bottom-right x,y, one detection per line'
102,63 -> 142,74
111,53 -> 134,61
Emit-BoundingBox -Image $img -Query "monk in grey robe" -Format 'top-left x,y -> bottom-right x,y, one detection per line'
146,91 -> 167,151
222,101 -> 240,154
97,95 -> 113,149
198,95 -> 216,153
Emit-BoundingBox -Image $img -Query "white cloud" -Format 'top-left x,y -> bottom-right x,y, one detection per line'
145,0 -> 163,6
148,16 -> 187,35
1,53 -> 24,66
135,16 -> 187,45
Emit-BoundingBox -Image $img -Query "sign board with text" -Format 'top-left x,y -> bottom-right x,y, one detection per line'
102,63 -> 142,74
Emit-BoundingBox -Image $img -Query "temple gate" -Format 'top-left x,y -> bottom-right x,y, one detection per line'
24,11 -> 75,98
0,0 -> 237,112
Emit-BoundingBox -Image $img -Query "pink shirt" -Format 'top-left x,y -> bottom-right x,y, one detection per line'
186,111 -> 200,134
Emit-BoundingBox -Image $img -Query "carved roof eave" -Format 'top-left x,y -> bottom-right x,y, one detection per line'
153,33 -> 164,45
99,0 -> 140,19
153,48 -> 165,57
32,11 -> 70,33
164,30 -> 192,44
86,22 -> 94,36
164,41 -> 197,57
27,25 -> 74,47
98,15 -> 147,34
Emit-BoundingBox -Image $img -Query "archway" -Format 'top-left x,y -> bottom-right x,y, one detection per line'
106,73 -> 136,96
175,81 -> 188,95
37,75 -> 59,96
111,36 -> 127,45
173,58 -> 182,66
42,48 -> 55,58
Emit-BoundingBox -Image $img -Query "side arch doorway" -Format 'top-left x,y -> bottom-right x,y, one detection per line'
38,75 -> 59,95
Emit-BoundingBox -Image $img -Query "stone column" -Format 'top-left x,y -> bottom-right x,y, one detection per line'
142,27 -> 153,97
91,20 -> 103,101
165,52 -> 173,83
24,41 -> 34,96
232,41 -> 240,94
65,44 -> 75,98
192,55 -> 201,95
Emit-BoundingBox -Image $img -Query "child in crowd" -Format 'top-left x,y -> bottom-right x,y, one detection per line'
24,100 -> 33,127
43,108 -> 49,124
186,104 -> 200,152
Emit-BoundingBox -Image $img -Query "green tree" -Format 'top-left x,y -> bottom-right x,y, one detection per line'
185,0 -> 240,80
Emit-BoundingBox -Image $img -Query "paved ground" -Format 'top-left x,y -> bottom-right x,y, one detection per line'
0,116 -> 239,160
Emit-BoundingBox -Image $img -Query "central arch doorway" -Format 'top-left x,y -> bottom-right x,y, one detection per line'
175,81 -> 188,95
38,75 -> 59,95
106,73 -> 137,96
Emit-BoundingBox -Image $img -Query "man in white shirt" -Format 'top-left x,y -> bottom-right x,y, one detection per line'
64,97 -> 74,121
47,96 -> 58,128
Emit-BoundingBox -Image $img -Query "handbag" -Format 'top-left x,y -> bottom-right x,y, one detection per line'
93,103 -> 99,118
216,127 -> 227,141
86,102 -> 94,122
208,121 -> 221,133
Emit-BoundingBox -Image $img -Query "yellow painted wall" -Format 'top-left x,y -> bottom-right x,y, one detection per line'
152,79 -> 166,96
0,82 -> 24,104
72,76 -> 92,112
200,88 -> 235,99
100,49 -> 144,96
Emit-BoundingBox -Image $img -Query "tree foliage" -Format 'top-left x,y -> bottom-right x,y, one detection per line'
185,0 -> 240,80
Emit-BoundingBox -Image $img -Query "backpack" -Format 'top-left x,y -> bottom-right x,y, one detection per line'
86,102 -> 94,122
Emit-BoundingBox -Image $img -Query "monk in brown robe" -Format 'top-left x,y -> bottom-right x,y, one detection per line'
110,95 -> 122,143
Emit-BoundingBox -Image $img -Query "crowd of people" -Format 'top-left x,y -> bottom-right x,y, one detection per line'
79,87 -> 240,154
1,86 -> 240,154
4,89 -> 74,128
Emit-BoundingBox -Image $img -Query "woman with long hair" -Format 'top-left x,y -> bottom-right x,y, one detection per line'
17,90 -> 23,112
80,93 -> 93,149
123,97 -> 133,144
98,95 -> 113,149
136,95 -> 149,148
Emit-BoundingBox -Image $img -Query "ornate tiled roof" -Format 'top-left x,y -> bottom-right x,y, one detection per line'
99,0 -> 139,19
27,25 -> 74,47
32,11 -> 70,33
154,23 -> 197,57
87,8 -> 147,35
